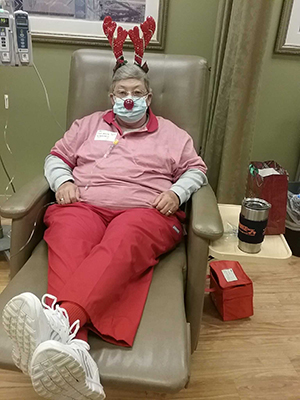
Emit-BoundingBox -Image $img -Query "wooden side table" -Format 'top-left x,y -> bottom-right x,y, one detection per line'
209,204 -> 292,263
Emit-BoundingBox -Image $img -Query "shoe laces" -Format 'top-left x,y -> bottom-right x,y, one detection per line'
70,338 -> 91,351
42,294 -> 80,341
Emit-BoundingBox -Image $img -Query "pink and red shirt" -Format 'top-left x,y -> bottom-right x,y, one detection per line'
50,109 -> 207,209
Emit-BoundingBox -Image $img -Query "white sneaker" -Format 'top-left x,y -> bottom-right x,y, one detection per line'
31,339 -> 106,400
2,292 -> 79,375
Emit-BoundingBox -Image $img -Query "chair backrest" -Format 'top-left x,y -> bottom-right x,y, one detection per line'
67,49 -> 208,152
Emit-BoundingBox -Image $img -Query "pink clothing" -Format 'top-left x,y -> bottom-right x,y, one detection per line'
51,109 -> 207,209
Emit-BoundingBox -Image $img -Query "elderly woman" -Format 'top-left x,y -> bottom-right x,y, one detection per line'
3,64 -> 207,400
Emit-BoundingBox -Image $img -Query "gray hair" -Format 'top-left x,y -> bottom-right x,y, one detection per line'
110,64 -> 150,92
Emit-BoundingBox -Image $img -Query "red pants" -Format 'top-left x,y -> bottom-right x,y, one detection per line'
43,202 -> 184,347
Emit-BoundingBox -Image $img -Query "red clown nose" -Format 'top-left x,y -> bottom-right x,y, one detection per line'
124,98 -> 134,110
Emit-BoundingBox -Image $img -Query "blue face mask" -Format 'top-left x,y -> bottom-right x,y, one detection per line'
113,96 -> 148,123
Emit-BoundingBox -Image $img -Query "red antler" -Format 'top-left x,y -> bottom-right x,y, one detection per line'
128,26 -> 143,66
103,16 -> 116,47
103,16 -> 128,64
128,16 -> 156,69
141,16 -> 156,48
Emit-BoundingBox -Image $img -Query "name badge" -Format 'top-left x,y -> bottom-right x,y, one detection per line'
94,130 -> 117,142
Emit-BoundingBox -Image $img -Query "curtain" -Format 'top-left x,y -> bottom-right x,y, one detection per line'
203,0 -> 275,204
296,157 -> 300,181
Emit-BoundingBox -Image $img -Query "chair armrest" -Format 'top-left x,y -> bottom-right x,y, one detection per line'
0,175 -> 50,219
0,175 -> 53,278
185,185 -> 223,353
191,184 -> 223,240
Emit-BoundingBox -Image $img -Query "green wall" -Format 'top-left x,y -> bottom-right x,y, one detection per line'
0,0 -> 299,199
0,0 -> 219,196
251,0 -> 300,180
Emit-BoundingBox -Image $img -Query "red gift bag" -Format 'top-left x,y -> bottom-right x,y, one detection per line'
207,260 -> 253,321
246,161 -> 289,235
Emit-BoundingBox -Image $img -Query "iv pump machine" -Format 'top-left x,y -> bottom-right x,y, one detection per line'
0,8 -> 33,66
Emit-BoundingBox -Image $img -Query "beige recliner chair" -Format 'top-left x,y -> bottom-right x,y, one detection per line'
0,50 -> 223,393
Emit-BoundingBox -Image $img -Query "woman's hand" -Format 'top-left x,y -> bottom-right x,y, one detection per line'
152,190 -> 180,216
56,181 -> 80,205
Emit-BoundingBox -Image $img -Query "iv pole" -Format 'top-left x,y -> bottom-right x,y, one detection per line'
0,155 -> 12,257
0,0 -> 13,258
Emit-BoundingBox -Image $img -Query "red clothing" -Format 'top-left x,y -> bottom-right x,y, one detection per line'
44,203 -> 184,347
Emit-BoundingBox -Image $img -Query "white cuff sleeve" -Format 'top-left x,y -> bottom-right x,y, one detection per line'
44,154 -> 74,192
170,169 -> 208,205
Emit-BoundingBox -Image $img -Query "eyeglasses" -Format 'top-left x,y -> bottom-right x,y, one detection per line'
113,90 -> 149,99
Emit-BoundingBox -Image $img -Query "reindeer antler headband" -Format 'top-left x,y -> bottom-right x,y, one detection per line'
103,16 -> 156,74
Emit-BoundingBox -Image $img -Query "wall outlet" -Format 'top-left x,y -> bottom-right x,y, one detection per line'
4,94 -> 9,109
